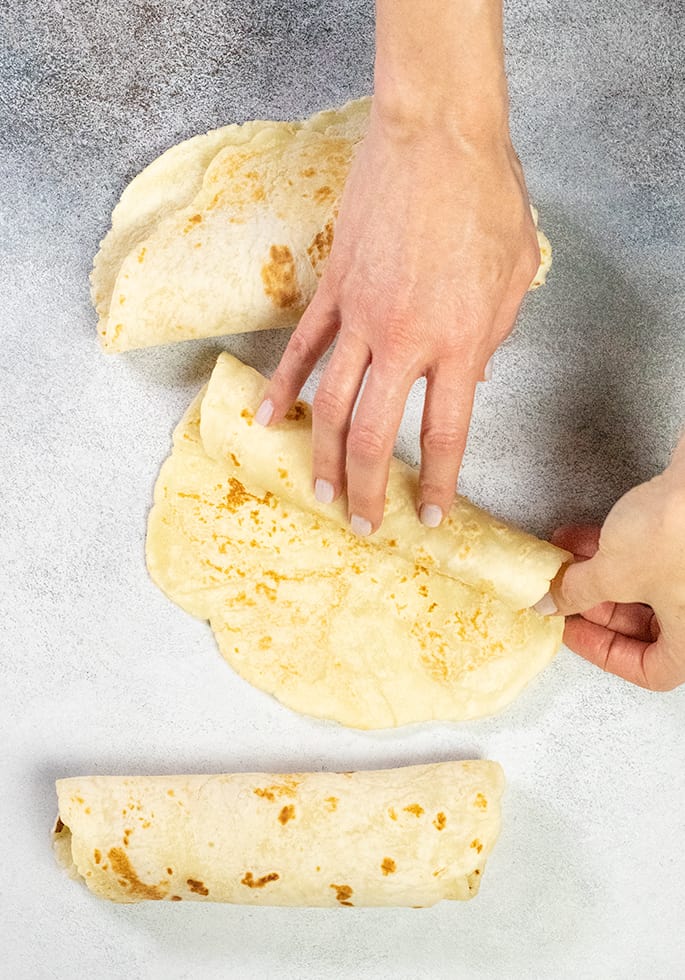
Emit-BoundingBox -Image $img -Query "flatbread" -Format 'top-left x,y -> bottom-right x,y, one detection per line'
93,98 -> 553,352
146,355 -> 567,728
53,762 -> 504,906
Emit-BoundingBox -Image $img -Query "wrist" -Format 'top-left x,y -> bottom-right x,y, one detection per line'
374,0 -> 511,147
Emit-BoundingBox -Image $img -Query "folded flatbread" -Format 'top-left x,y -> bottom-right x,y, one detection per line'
92,98 -> 553,352
53,761 -> 504,906
146,354 -> 567,728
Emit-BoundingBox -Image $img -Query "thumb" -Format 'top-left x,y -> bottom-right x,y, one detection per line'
540,553 -> 614,616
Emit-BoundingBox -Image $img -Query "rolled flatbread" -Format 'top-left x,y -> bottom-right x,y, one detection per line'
92,98 -> 553,352
146,355 -> 567,728
53,762 -> 504,906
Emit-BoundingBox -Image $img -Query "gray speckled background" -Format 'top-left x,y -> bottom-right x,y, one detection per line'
1,2 -> 684,978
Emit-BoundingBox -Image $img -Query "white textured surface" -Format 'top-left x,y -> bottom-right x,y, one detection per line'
1,1 -> 684,978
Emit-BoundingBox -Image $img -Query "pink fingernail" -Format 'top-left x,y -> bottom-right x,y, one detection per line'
533,593 -> 558,616
255,399 -> 274,426
420,503 -> 443,528
483,357 -> 494,382
350,514 -> 372,537
314,478 -> 335,504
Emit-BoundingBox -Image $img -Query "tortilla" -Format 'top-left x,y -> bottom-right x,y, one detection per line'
146,355 -> 567,728
93,98 -> 553,352
53,761 -> 504,906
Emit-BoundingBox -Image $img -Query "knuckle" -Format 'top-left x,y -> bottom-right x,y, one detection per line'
286,328 -> 316,364
313,386 -> 348,427
347,423 -> 388,463
421,425 -> 462,457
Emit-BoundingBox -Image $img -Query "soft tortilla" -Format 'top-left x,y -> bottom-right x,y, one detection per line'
146,355 -> 567,728
93,98 -> 553,352
53,762 -> 504,906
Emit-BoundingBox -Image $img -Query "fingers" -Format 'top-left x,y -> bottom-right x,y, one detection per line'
257,291 -> 338,425
418,365 -> 478,527
548,551 -> 616,616
345,363 -> 415,534
311,333 -> 371,504
550,524 -> 602,559
563,618 -> 683,692
577,600 -> 658,642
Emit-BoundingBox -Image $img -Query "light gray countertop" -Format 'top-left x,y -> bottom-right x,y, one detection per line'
1,2 -> 684,978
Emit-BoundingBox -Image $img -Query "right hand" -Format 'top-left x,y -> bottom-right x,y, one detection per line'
538,433 -> 685,692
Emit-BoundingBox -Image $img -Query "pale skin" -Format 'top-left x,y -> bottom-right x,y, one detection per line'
256,0 -> 684,689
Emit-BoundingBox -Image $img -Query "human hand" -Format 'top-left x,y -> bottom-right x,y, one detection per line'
538,435 -> 685,691
257,105 -> 542,535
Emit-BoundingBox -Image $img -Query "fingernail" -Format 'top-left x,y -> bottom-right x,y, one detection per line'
420,503 -> 443,528
533,592 -> 558,616
483,357 -> 494,382
255,399 -> 274,427
314,478 -> 335,504
350,514 -> 372,537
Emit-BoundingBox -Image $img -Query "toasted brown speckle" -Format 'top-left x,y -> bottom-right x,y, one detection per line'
278,805 -> 295,825
404,804 -> 424,817
330,883 -> 354,906
93,849 -> 101,864
474,793 -> 488,809
433,812 -> 446,831
187,878 -> 209,896
381,857 -> 396,876
107,848 -> 167,900
241,871 -> 280,888
261,244 -> 301,309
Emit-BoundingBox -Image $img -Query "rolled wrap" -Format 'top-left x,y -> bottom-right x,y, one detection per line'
54,762 -> 504,906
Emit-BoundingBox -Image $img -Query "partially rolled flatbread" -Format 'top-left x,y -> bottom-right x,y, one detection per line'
53,762 -> 504,906
92,98 -> 553,352
146,354 -> 567,728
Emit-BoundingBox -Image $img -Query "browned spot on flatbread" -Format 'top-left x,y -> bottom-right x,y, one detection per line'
241,871 -> 280,888
166,867 -> 173,876
261,244 -> 301,309
330,883 -> 354,906
433,812 -> 446,831
254,779 -> 300,803
229,452 -> 241,467
107,848 -> 167,900
474,793 -> 488,809
301,166 -> 316,177
381,857 -> 396,876
187,878 -> 209,896
184,213 -> 202,233
404,804 -> 424,817
137,247 -> 146,263
285,401 -> 309,422
314,185 -> 334,204
388,808 -> 398,821
307,219 -> 335,276
470,838 -> 483,854
240,408 -> 254,426
54,818 -> 64,834
278,805 -> 295,825
170,895 -> 182,901
93,849 -> 101,864
324,796 -> 338,812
